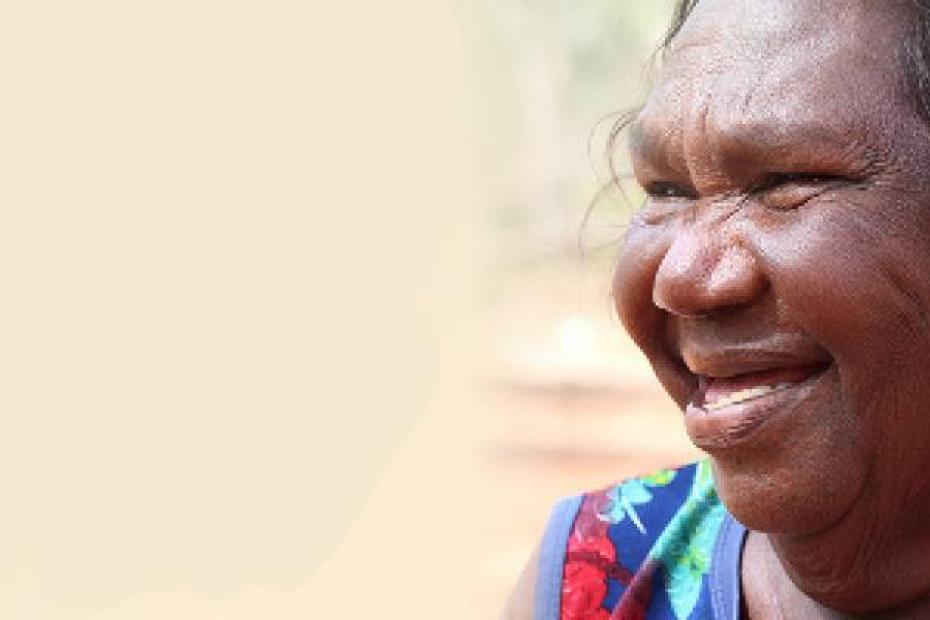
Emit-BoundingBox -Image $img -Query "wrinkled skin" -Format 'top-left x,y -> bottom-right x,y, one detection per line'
614,0 -> 930,615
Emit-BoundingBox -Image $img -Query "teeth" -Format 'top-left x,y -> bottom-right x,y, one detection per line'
704,384 -> 787,411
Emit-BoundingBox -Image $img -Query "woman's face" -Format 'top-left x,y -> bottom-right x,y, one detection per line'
615,0 -> 930,535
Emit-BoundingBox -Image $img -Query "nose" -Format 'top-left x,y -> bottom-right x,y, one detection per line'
652,229 -> 767,318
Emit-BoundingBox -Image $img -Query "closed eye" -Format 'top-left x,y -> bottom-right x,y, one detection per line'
753,173 -> 850,210
755,173 -> 844,191
644,180 -> 698,200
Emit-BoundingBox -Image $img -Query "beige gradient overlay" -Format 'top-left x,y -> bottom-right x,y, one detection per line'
1,1 -> 696,617
3,0 -> 475,617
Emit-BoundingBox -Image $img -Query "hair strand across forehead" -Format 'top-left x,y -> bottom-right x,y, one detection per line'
662,0 -> 700,54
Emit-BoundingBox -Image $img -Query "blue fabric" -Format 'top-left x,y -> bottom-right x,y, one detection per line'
710,513 -> 747,619
604,465 -> 698,615
535,494 -> 584,620
535,460 -> 749,619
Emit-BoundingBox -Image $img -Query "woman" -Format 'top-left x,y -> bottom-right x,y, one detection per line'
507,1 -> 930,618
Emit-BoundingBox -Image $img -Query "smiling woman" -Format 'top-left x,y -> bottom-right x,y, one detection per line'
507,0 -> 930,618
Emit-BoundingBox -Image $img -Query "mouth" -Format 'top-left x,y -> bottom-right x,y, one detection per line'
683,361 -> 832,449
697,363 -> 827,410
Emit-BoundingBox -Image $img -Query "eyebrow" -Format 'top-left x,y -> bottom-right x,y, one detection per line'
630,113 -> 881,178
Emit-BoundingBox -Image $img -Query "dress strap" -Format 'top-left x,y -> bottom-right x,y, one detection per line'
534,494 -> 583,620
709,512 -> 749,620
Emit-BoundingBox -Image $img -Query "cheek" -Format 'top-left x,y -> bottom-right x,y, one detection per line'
612,223 -> 670,351
708,212 -> 930,532
614,222 -> 698,407
755,208 -> 930,447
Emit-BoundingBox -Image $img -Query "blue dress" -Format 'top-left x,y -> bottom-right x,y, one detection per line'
534,459 -> 747,619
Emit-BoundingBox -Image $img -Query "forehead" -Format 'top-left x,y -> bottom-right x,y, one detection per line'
635,0 -> 915,168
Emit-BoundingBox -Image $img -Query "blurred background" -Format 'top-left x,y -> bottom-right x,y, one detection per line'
0,1 -> 698,618
459,1 -> 701,614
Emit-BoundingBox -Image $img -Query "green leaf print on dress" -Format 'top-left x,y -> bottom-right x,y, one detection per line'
648,459 -> 726,620
598,468 -> 677,535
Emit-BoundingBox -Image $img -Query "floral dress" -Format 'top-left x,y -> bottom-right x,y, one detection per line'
534,459 -> 747,619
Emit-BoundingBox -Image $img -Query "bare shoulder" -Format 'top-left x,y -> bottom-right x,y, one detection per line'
500,543 -> 541,620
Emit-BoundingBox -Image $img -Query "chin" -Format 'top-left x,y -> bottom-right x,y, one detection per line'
668,364 -> 870,534
707,443 -> 870,535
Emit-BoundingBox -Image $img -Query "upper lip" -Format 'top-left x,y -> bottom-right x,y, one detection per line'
679,335 -> 832,379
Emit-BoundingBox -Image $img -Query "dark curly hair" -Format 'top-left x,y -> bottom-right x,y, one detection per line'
662,0 -> 700,53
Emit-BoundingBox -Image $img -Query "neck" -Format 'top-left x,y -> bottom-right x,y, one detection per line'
742,532 -> 843,620
762,507 -> 930,617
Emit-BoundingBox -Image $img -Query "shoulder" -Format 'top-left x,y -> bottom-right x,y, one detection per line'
530,459 -> 732,620
501,542 -> 540,619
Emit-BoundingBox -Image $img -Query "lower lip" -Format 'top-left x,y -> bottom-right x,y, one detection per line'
683,365 -> 831,450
